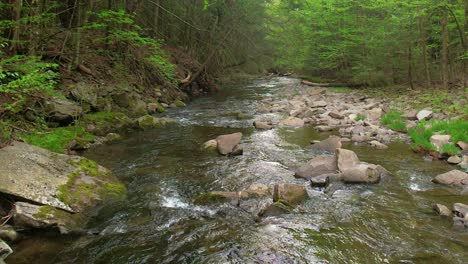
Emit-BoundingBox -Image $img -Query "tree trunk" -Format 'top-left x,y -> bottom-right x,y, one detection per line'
153,0 -> 160,37
464,0 -> 468,87
10,0 -> 22,54
419,12 -> 431,88
441,8 -> 449,90
408,45 -> 414,89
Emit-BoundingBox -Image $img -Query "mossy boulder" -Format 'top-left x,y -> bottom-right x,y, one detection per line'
81,112 -> 132,136
147,102 -> 165,113
0,141 -> 126,233
174,100 -> 187,107
136,115 -> 176,129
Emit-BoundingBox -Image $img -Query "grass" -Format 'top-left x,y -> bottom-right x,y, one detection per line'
20,126 -> 95,153
329,86 -> 352,93
356,114 -> 366,121
381,109 -> 406,132
408,119 -> 468,155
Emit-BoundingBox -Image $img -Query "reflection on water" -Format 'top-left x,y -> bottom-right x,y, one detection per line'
10,77 -> 468,263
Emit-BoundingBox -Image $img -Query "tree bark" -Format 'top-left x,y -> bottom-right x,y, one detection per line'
408,45 -> 414,89
10,0 -> 22,54
419,12 -> 431,88
153,0 -> 160,37
441,8 -> 449,90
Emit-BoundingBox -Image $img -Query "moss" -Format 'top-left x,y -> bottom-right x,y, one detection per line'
33,205 -> 87,231
154,102 -> 165,113
19,126 -> 95,153
57,158 -> 127,210
381,109 -> 407,132
194,192 -> 231,205
174,100 -> 186,107
80,111 -> 131,136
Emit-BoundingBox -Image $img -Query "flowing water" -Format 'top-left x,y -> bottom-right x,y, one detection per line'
10,78 -> 468,263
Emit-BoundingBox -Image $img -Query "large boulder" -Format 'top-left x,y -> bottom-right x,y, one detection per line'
69,83 -> 98,109
279,117 -> 304,128
44,98 -> 83,125
417,109 -> 433,121
341,163 -> 384,184
216,132 -> 243,156
273,183 -> 308,206
311,136 -> 342,153
0,142 -> 126,231
430,135 -> 451,151
432,170 -> 468,188
336,148 -> 360,172
295,155 -> 338,179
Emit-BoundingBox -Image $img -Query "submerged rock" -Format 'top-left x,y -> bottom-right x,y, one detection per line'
295,155 -> 338,179
369,140 -> 388,150
311,136 -> 342,153
194,191 -> 239,206
433,204 -> 451,217
253,121 -> 273,130
216,132 -> 243,156
203,139 -> 218,150
0,142 -> 126,232
273,183 -> 308,206
432,170 -> 468,188
258,201 -> 293,218
279,117 -> 304,128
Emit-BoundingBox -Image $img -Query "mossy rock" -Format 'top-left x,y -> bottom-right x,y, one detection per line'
136,115 -> 176,129
174,100 -> 187,107
81,112 -> 132,136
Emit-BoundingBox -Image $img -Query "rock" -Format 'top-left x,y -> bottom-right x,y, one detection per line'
258,201 -> 293,218
403,110 -> 418,120
0,226 -> 17,242
432,170 -> 468,188
147,102 -> 165,113
351,134 -> 370,142
336,148 -> 360,172
295,155 -> 338,179
447,156 -> 462,164
369,140 -> 388,150
161,103 -> 169,108
194,191 -> 239,206
311,101 -> 327,108
367,108 -> 382,121
315,125 -> 333,132
416,109 -> 433,121
0,239 -> 13,261
351,125 -> 366,135
0,142 -> 126,232
310,174 -> 336,187
13,202 -> 60,230
430,135 -> 451,151
230,144 -> 244,156
457,141 -> 468,153
311,136 -> 342,153
349,114 -> 358,121
433,204 -> 451,217
244,183 -> 271,198
453,203 -> 468,218
136,115 -> 176,129
104,133 -> 122,142
273,183 -> 308,206
174,100 -> 187,107
203,139 -> 218,150
216,132 -> 242,156
69,83 -> 98,109
131,99 -> 147,116
254,121 -> 272,130
329,111 -> 344,119
341,163 -> 383,184
405,120 -> 417,130
341,137 -> 351,143
279,117 -> 304,128
44,98 -> 83,125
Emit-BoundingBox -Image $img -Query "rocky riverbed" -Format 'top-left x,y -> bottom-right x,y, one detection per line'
3,77 -> 468,263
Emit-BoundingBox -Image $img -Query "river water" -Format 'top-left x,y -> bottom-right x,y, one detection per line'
10,78 -> 468,263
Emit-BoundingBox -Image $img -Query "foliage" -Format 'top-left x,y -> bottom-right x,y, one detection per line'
408,119 -> 468,154
0,120 -> 12,145
20,126 -> 95,153
381,109 -> 406,132
0,55 -> 59,112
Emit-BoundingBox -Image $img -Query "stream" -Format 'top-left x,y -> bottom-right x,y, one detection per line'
10,77 -> 468,263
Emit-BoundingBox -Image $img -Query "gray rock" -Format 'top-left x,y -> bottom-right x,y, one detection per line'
367,108 -> 382,121
433,204 -> 451,217
315,125 -> 333,132
243,183 -> 271,198
254,121 -> 273,130
136,115 -> 176,129
457,141 -> 468,153
311,101 -> 327,108
336,148 -> 360,172
258,202 -> 292,218
216,132 -> 243,156
70,83 -> 98,108
230,144 -> 244,156
295,155 -> 338,179
432,170 -> 468,188
44,98 -> 83,125
329,111 -> 344,119
417,109 -> 433,121
430,135 -> 451,151
403,110 -> 418,120
453,203 -> 468,218
447,156 -> 462,164
273,183 -> 308,206
0,141 -> 126,216
369,140 -> 388,150
310,174 -> 339,187
279,117 -> 304,128
341,163 -> 382,184
0,226 -> 17,242
13,202 -> 59,230
311,136 -> 342,153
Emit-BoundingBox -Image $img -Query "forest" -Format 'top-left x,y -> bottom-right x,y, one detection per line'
0,1 -> 468,263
